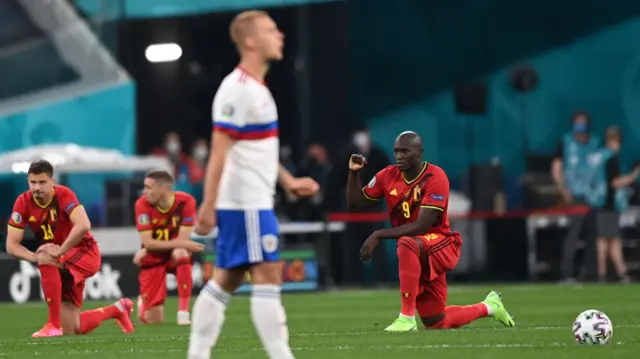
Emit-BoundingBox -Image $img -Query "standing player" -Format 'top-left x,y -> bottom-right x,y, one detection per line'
187,10 -> 319,359
5,160 -> 135,337
133,170 -> 205,325
347,132 -> 516,332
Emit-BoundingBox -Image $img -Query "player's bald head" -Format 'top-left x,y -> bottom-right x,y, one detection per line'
395,131 -> 423,151
229,10 -> 269,48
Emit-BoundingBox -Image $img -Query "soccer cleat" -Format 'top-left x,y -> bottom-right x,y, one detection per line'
137,296 -> 148,324
32,322 -> 63,338
482,291 -> 516,328
384,316 -> 418,332
177,310 -> 191,325
114,298 -> 135,333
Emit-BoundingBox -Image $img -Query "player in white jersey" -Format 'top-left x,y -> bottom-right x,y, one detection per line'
187,10 -> 319,359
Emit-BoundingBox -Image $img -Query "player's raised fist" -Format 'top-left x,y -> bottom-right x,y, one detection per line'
349,154 -> 367,171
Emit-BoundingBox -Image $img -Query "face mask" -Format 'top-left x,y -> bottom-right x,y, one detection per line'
573,122 -> 588,134
193,146 -> 208,160
353,132 -> 370,150
165,141 -> 181,154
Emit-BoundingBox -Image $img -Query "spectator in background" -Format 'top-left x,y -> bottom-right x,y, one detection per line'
297,143 -> 332,220
552,112 -> 600,283
588,127 -> 639,283
151,131 -> 192,193
188,138 -> 208,203
327,127 -> 391,285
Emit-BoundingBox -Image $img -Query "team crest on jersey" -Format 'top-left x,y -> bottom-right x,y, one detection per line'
222,103 -> 234,118
261,234 -> 279,253
368,176 -> 376,188
11,212 -> 22,224
138,213 -> 150,225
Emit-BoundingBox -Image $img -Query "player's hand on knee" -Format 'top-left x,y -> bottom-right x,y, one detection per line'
172,248 -> 189,259
183,240 -> 205,253
36,243 -> 58,254
36,244 -> 61,265
133,248 -> 147,267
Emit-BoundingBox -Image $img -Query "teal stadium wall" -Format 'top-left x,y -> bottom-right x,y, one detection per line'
0,82 -> 136,213
75,0 -> 340,18
351,0 -> 640,180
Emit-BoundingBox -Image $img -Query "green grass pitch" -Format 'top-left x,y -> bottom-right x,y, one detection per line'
1,284 -> 639,358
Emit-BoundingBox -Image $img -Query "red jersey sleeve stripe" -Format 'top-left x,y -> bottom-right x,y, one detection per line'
420,205 -> 444,211
362,188 -> 382,200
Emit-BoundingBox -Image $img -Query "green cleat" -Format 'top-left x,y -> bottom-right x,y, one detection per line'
482,291 -> 516,328
384,316 -> 418,332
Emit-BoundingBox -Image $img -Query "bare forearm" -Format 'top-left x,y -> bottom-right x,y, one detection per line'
374,222 -> 431,239
143,240 -> 182,251
7,243 -> 37,262
613,174 -> 637,188
278,164 -> 295,190
59,225 -> 89,254
347,170 -> 364,209
551,161 -> 565,190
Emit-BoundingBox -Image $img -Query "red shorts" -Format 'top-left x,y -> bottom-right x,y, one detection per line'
58,243 -> 101,308
139,261 -> 178,309
413,233 -> 462,317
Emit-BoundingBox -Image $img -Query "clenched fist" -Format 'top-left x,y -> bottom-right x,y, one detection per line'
349,154 -> 367,171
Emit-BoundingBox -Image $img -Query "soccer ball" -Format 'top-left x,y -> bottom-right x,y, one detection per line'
573,309 -> 613,345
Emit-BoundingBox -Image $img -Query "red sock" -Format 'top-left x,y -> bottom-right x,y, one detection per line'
397,237 -> 422,317
39,265 -> 62,328
176,257 -> 192,312
77,304 -> 121,334
427,304 -> 488,329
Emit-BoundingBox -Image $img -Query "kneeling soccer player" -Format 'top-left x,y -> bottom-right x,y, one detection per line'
347,131 -> 516,331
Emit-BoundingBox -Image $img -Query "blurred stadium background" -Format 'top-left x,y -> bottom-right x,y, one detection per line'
2,0 -> 640,355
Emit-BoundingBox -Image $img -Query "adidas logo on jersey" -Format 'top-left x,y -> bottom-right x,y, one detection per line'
390,189 -> 397,196
29,216 -> 36,222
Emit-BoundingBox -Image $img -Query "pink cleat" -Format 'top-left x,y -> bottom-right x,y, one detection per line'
32,322 -> 63,338
114,298 -> 135,333
137,296 -> 148,324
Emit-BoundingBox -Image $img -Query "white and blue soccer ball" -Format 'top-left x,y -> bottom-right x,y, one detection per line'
573,309 -> 613,345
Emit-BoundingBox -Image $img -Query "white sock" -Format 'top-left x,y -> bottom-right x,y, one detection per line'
251,284 -> 295,359
187,280 -> 231,359
483,303 -> 494,315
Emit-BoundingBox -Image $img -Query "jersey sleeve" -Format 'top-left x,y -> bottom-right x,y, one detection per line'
181,195 -> 196,227
135,200 -> 153,232
58,187 -> 82,216
8,196 -> 27,230
212,88 -> 252,139
362,169 -> 386,200
420,170 -> 449,211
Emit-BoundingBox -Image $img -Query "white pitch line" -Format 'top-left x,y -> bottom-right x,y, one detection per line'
0,341 -> 628,356
2,324 -> 639,347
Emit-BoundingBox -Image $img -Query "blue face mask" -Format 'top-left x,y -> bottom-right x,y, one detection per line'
573,122 -> 588,133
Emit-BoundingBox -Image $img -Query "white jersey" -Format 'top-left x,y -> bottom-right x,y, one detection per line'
212,67 -> 279,210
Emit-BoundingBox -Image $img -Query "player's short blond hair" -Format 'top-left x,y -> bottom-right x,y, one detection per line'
229,10 -> 269,48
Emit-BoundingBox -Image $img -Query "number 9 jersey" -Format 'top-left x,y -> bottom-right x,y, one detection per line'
362,162 -> 453,237
8,185 -> 96,248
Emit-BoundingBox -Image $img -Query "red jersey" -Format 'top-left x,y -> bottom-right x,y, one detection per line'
8,185 -> 95,248
362,162 -> 453,236
134,191 -> 197,265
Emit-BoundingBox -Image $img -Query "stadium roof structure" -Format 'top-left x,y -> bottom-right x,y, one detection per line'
0,144 -> 172,174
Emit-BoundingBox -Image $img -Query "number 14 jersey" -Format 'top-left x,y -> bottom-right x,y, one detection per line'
362,162 -> 453,236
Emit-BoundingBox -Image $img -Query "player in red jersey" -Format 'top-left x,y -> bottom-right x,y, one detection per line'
133,170 -> 205,325
5,160 -> 135,337
347,131 -> 516,332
